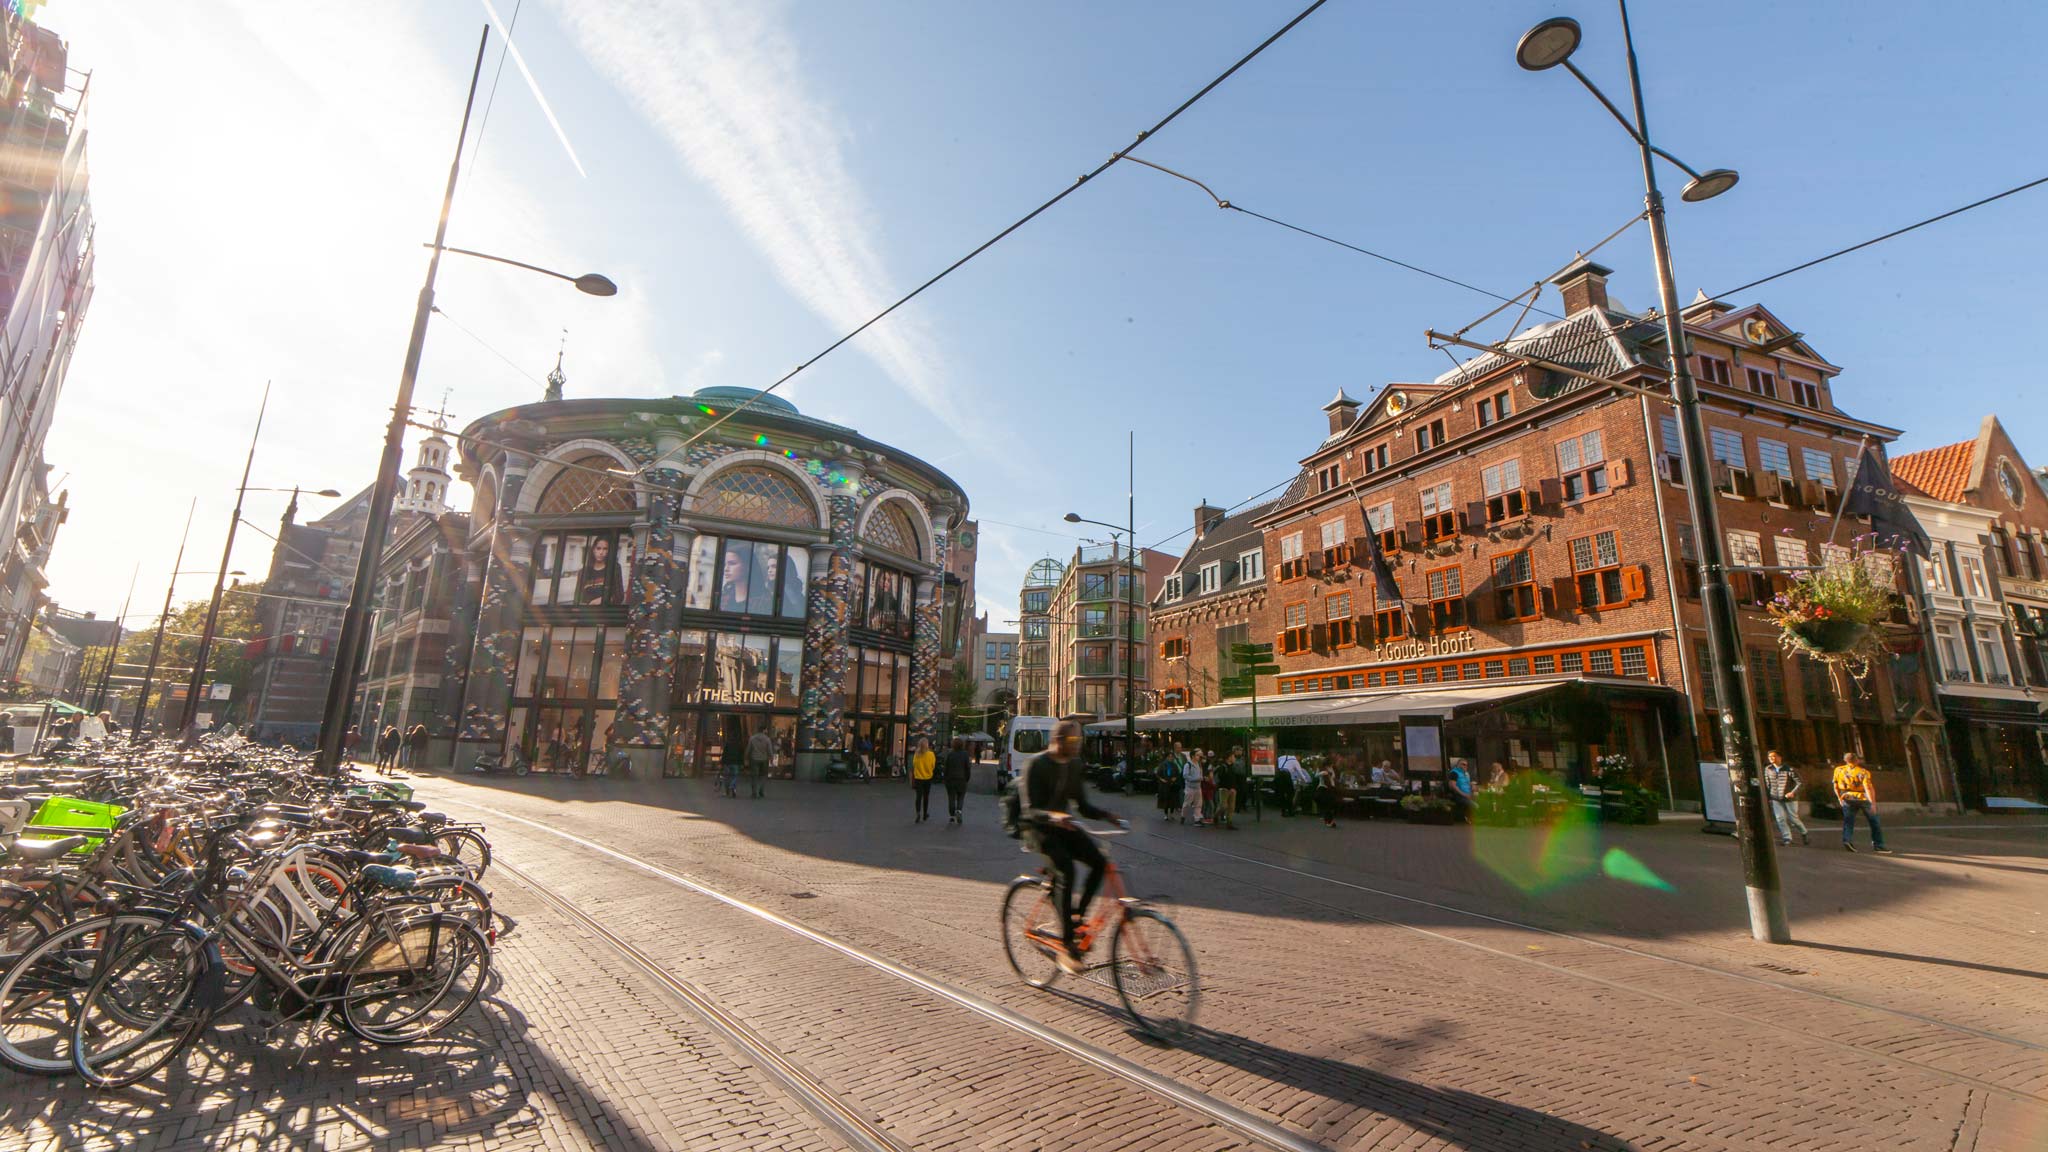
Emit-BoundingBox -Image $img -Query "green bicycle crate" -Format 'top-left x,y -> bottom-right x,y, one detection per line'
23,795 -> 126,854
347,781 -> 414,803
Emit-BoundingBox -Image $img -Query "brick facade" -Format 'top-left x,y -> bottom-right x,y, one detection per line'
1156,272 -> 1944,798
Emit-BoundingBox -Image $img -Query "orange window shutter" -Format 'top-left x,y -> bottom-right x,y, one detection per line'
1623,564 -> 1648,602
1554,576 -> 1579,614
1611,458 -> 1631,488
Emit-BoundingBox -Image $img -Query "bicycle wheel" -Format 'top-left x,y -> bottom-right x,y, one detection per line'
1000,876 -> 1065,989
71,926 -> 212,1088
431,829 -> 492,880
0,887 -> 65,971
340,913 -> 490,1045
0,913 -> 167,1076
1110,909 -> 1200,1041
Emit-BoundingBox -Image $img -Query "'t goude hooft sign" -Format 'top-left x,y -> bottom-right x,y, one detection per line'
1371,633 -> 1480,662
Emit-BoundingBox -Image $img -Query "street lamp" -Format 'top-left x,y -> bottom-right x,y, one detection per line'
1515,3 -> 1786,943
314,25 -> 617,773
1065,433 -> 1139,770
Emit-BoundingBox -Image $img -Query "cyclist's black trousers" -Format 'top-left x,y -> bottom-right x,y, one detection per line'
1040,826 -> 1105,947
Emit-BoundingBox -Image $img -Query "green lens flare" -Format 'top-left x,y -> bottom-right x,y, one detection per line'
1600,847 -> 1673,891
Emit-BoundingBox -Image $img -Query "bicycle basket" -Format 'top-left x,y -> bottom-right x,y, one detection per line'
354,915 -> 457,975
346,781 -> 415,803
23,795 -> 126,854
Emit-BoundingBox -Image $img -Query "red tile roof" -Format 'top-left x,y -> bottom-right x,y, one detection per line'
1891,440 -> 1975,503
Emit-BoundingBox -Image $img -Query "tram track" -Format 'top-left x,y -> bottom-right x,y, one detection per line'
476,803 -> 1330,1152
499,858 -> 914,1152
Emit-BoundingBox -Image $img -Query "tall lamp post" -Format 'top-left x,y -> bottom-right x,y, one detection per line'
1515,5 -> 1786,942
313,25 -> 617,773
1065,431 -> 1139,767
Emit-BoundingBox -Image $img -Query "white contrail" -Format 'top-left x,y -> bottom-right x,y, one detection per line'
539,0 -> 971,435
479,0 -> 587,178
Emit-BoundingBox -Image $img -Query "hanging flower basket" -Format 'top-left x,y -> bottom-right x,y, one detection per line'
1786,617 -> 1870,656
1766,549 -> 1898,680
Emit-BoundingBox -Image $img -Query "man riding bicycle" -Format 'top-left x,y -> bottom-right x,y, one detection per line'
1020,719 -> 1126,973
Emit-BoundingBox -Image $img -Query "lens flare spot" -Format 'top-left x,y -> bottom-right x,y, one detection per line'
754,434 -> 769,446
697,404 -> 716,416
1600,847 -> 1673,891
1473,800 -> 1599,894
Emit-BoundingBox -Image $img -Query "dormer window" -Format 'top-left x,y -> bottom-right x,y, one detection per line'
1198,561 -> 1221,594
1788,378 -> 1820,408
1317,463 -> 1341,492
1415,418 -> 1447,453
1698,356 -> 1732,387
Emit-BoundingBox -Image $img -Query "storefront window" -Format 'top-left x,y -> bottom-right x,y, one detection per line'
687,536 -> 719,610
863,564 -> 915,637
687,534 -> 810,620
509,624 -> 625,774
775,639 -> 803,707
532,529 -> 634,607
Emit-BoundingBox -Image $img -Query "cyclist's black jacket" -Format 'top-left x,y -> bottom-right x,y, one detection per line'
1022,751 -> 1110,832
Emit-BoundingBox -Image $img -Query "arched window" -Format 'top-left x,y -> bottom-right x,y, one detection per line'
536,453 -> 635,515
863,500 -> 922,560
699,465 -> 817,528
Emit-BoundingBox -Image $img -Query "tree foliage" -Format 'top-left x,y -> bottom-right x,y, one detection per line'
115,581 -> 268,710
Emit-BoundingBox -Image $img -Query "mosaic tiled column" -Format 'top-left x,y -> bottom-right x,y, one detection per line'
907,512 -> 954,748
796,480 -> 861,777
617,467 -> 690,764
455,464 -> 532,752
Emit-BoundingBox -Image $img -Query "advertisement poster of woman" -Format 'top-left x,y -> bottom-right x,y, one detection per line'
577,532 -> 629,606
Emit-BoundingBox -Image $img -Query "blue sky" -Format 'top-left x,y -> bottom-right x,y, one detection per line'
40,0 -> 2048,628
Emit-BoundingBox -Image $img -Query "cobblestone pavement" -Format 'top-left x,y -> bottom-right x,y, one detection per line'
7,768 -> 2042,1151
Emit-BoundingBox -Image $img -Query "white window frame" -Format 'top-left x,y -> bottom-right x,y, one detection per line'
1774,537 -> 1810,571
1710,428 -> 1746,468
1163,574 -> 1182,602
1976,622 -> 2011,683
1419,482 -> 1453,517
1801,448 -> 1836,487
1198,561 -> 1221,594
1238,548 -> 1265,583
1959,553 -> 1991,599
1280,532 -> 1305,562
1366,501 -> 1394,533
1482,459 -> 1522,497
1922,543 -> 1950,593
1320,519 -> 1347,549
1934,619 -> 1970,680
1756,439 -> 1794,479
1726,530 -> 1764,567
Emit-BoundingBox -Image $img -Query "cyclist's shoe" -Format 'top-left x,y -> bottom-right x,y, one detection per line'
1055,945 -> 1086,974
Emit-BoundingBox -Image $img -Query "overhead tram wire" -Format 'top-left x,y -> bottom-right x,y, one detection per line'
665,0 -> 1332,460
467,0 -> 523,172
1708,171 -> 2048,300
1120,155 -> 1568,322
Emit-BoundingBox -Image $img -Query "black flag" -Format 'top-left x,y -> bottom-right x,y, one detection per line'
1843,447 -> 1930,557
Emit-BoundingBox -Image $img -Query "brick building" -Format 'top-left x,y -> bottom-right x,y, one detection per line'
1035,543 -> 1176,722
1151,497 -> 1273,711
1893,416 -> 2048,806
1142,261 -> 1947,806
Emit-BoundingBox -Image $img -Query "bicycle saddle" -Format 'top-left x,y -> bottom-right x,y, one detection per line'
360,863 -> 418,890
5,835 -> 88,860
383,827 -> 436,845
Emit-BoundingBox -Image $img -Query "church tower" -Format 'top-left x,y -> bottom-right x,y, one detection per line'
395,403 -> 453,515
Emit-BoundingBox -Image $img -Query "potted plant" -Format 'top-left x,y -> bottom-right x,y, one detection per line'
1401,793 -> 1457,825
1766,547 -> 1898,681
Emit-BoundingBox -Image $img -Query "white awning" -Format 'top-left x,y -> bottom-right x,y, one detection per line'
1134,680 -> 1564,731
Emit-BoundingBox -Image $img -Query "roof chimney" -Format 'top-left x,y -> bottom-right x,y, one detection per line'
1193,499 -> 1225,541
1549,256 -> 1613,315
1322,388 -> 1361,436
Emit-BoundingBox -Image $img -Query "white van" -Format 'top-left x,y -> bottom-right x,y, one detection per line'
1001,716 -> 1058,789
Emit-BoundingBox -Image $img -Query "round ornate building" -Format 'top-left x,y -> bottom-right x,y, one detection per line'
444,384 -> 968,779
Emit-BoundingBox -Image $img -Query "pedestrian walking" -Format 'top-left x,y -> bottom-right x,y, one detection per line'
1215,747 -> 1243,829
377,726 -> 400,775
943,736 -> 972,823
405,723 -> 429,772
721,724 -> 745,796
1198,750 -> 1218,826
1833,751 -> 1890,853
910,736 -> 936,821
745,725 -> 774,799
344,725 -> 362,765
1317,762 -> 1340,828
1179,749 -> 1205,824
1763,750 -> 1810,846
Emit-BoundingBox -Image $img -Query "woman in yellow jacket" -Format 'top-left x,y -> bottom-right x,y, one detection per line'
911,737 -> 937,823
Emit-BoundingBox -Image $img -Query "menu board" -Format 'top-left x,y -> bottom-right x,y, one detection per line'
1403,722 -> 1443,778
1249,735 -> 1276,777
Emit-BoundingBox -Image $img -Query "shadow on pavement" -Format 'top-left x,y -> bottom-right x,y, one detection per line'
1041,987 -> 1635,1151
1791,939 -> 2048,981
423,767 -> 2034,949
0,968 -> 666,1152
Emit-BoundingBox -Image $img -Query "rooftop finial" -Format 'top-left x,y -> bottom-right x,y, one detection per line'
544,329 -> 567,403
